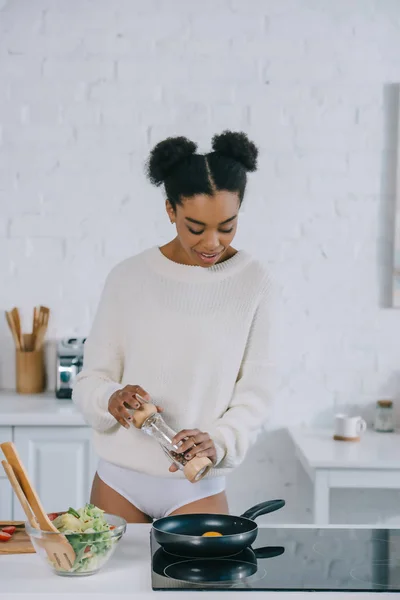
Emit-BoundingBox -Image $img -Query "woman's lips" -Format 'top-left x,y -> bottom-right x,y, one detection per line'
195,251 -> 222,265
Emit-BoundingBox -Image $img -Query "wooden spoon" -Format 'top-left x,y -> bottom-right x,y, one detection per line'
33,306 -> 40,329
0,442 -> 76,571
34,325 -> 47,351
2,461 -> 39,530
10,308 -> 22,351
34,306 -> 50,350
39,306 -> 50,327
31,306 -> 50,350
5,311 -> 22,351
1,461 -> 50,555
32,306 -> 39,347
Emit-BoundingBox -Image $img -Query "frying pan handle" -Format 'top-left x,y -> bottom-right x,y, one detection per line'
254,546 -> 285,559
241,499 -> 285,521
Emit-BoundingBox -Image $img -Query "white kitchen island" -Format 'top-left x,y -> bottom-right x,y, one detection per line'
0,524 -> 397,599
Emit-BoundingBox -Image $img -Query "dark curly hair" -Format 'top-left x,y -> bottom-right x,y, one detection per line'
146,130 -> 258,210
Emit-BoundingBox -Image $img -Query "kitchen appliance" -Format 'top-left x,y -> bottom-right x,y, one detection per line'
55,337 -> 86,399
152,500 -> 285,557
151,526 -> 400,592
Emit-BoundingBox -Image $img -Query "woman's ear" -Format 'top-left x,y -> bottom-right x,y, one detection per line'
165,199 -> 175,224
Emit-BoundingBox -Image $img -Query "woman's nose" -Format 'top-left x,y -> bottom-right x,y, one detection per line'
203,231 -> 220,251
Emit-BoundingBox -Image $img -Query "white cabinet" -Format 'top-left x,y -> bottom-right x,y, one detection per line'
0,427 -> 13,445
12,427 -> 97,521
0,478 -> 12,520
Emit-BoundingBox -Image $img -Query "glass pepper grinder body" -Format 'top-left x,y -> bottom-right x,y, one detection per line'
142,412 -> 187,469
130,402 -> 212,483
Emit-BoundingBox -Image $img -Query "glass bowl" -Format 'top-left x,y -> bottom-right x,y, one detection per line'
25,512 -> 127,577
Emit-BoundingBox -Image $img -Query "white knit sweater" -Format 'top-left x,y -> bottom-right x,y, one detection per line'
72,246 -> 273,479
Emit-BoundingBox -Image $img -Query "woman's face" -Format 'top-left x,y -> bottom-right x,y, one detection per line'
166,191 -> 240,267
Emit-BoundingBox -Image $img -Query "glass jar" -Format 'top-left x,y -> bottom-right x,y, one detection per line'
130,402 -> 212,483
374,400 -> 395,432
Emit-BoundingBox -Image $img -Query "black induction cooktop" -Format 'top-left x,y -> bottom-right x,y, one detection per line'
150,526 -> 400,592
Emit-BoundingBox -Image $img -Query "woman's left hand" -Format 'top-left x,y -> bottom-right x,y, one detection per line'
169,429 -> 216,473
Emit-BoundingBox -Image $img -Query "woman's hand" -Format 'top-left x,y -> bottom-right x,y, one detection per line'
108,385 -> 163,429
169,429 -> 217,472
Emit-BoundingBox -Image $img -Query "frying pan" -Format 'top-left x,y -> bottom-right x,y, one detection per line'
152,499 -> 285,558
153,545 -> 285,584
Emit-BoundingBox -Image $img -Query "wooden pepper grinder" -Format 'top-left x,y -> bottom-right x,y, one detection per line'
130,402 -> 212,483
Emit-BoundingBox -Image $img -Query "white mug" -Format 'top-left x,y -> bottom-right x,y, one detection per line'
334,414 -> 367,440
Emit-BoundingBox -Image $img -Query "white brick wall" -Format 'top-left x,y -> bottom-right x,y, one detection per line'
1,0 -> 400,523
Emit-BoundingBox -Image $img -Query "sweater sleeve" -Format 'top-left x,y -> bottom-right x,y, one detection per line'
208,280 -> 274,469
72,267 -> 124,432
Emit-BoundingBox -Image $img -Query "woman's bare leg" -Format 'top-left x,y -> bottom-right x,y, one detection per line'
90,472 -> 152,523
168,491 -> 229,516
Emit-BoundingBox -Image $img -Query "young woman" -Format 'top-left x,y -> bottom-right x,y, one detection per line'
73,130 -> 273,523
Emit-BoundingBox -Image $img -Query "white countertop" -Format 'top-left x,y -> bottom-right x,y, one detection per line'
289,426 -> 400,469
0,391 -> 86,426
1,524 -> 397,599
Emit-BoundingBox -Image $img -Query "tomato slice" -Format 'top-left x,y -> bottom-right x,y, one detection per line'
109,525 -> 116,530
47,513 -> 59,521
1,526 -> 16,535
0,532 -> 12,542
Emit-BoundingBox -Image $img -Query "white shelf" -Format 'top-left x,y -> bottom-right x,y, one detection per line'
289,426 -> 400,470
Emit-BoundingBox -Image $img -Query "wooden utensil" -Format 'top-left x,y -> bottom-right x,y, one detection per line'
1,460 -> 39,558
32,307 -> 38,349
39,306 -> 50,326
1,459 -> 42,552
33,306 -> 40,333
32,306 -> 50,350
0,442 -> 76,571
0,521 -> 34,555
5,311 -> 22,351
1,461 -> 39,530
33,326 -> 46,351
11,307 -> 23,350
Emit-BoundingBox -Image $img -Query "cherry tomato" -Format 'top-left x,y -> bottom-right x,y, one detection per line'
1,526 -> 16,535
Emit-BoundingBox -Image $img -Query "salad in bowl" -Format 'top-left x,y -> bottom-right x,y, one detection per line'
25,503 -> 127,576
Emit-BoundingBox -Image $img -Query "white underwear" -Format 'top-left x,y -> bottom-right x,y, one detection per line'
96,458 -> 226,520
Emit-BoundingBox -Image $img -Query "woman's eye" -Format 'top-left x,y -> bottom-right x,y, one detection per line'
188,227 -> 234,235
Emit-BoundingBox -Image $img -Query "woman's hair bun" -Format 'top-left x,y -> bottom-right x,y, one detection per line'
146,136 -> 197,186
211,130 -> 258,172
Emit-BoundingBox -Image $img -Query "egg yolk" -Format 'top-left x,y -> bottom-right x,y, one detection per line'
202,531 -> 223,537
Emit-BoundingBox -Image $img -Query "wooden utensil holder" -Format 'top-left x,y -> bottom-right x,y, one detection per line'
16,335 -> 45,394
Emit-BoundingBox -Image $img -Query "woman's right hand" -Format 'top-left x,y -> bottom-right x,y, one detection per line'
108,385 -> 163,429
